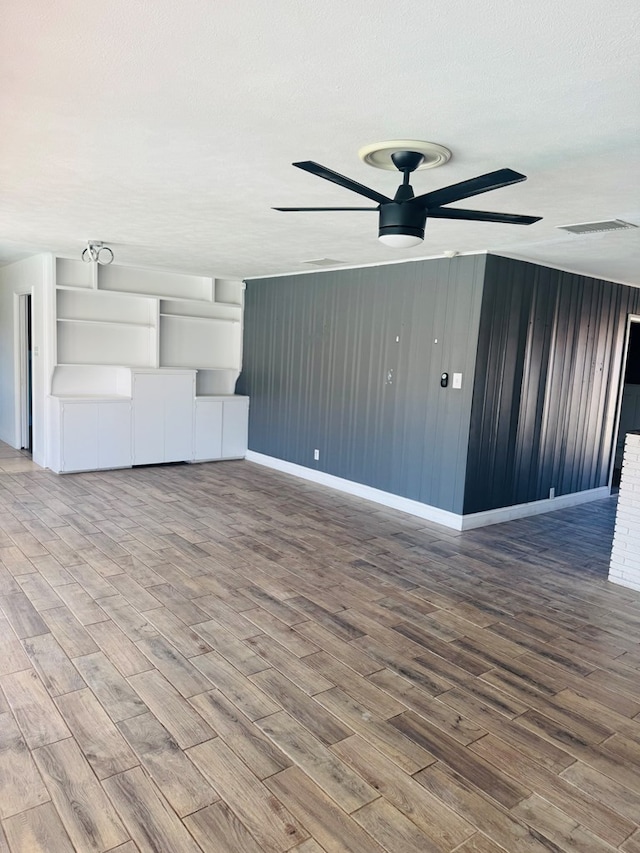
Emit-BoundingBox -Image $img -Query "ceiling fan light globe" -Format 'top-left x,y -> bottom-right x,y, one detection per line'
378,233 -> 424,248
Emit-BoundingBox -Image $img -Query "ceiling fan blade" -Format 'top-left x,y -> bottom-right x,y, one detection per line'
427,207 -> 542,225
293,161 -> 392,205
273,206 -> 379,212
411,168 -> 528,209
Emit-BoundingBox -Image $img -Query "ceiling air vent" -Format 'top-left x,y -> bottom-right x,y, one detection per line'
556,219 -> 638,235
302,258 -> 346,267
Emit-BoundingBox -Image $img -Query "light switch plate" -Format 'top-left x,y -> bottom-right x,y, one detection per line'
452,372 -> 462,389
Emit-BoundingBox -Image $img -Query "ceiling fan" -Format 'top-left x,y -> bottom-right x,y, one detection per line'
274,150 -> 542,248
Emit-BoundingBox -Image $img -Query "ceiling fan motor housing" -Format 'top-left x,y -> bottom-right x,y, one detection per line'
378,202 -> 428,241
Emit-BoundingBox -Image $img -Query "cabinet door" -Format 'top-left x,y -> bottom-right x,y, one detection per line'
221,399 -> 249,459
163,374 -> 195,462
98,402 -> 132,469
61,403 -> 99,471
194,402 -> 223,461
133,374 -> 165,465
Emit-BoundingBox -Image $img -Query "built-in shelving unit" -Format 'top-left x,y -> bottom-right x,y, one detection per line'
98,264 -> 214,301
56,289 -> 157,367
49,258 -> 247,472
159,299 -> 242,370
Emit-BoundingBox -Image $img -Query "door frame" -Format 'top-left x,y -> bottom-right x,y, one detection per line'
15,291 -> 33,451
608,313 -> 640,489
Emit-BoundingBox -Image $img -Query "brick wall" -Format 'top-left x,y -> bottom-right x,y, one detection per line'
609,431 -> 640,591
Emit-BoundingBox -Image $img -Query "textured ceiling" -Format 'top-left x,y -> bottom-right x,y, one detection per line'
1,1 -> 639,284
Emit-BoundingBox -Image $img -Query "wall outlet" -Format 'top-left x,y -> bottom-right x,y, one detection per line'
549,486 -> 555,499
313,449 -> 320,461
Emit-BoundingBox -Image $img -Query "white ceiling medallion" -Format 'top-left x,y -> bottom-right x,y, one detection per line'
358,140 -> 452,171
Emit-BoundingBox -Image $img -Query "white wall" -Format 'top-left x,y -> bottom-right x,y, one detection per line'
0,254 -> 52,466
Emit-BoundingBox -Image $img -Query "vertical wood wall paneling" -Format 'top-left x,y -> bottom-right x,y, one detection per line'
239,256 -> 486,514
464,255 -> 640,514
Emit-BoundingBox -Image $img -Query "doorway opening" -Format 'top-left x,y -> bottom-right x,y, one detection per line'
18,293 -> 33,453
611,316 -> 640,489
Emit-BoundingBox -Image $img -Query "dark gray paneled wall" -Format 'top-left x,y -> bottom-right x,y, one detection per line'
239,256 -> 486,513
464,255 -> 640,513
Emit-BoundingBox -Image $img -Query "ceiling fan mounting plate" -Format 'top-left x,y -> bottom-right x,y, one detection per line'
359,140 -> 452,171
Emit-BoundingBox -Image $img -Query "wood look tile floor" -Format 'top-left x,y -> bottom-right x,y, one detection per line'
0,440 -> 638,852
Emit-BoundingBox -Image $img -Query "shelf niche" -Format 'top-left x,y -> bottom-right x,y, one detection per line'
159,299 -> 242,371
56,289 -> 157,368
55,258 -> 96,290
98,265 -> 214,301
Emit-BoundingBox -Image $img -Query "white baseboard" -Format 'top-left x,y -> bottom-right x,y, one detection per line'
245,451 -> 612,531
245,451 -> 463,528
460,486 -> 611,529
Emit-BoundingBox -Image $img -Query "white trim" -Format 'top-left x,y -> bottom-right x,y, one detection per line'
489,251 -> 640,290
243,251 -> 487,281
608,314 -> 640,488
459,486 -> 612,529
17,294 -> 30,449
245,451 -> 612,530
246,249 -> 639,290
245,451 -> 463,528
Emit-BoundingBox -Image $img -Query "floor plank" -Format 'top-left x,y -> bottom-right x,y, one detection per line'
0,711 -> 50,819
0,446 -> 636,853
183,801 -> 265,853
332,734 -> 475,849
0,668 -> 70,748
117,712 -> 219,817
102,766 -> 201,853
256,710 -> 378,812
2,802 -> 75,852
127,670 -> 215,749
189,688 -> 292,779
188,737 -> 309,850
54,688 -> 139,780
22,632 -> 86,697
32,737 -> 129,851
265,766 -> 387,853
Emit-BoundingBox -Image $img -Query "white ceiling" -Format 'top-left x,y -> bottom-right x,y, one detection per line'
1,1 -> 639,284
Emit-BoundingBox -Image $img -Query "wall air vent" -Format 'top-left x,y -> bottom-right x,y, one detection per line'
556,219 -> 638,235
302,258 -> 346,267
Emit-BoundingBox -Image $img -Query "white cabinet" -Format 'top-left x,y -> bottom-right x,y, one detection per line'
98,403 -> 133,469
194,400 -> 223,461
222,397 -> 249,459
193,396 -> 249,461
61,402 -> 99,472
133,371 -> 195,465
52,399 -> 132,473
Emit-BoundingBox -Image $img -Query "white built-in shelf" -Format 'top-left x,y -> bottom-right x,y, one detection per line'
57,324 -> 156,367
56,289 -> 158,368
98,265 -> 214,301
50,365 -> 133,398
57,289 -> 157,325
158,314 -> 239,325
51,394 -> 131,401
55,258 -> 96,290
52,258 -> 243,397
159,298 -> 241,321
215,279 -> 244,307
195,369 -> 240,395
159,313 -> 242,370
57,318 -> 153,329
